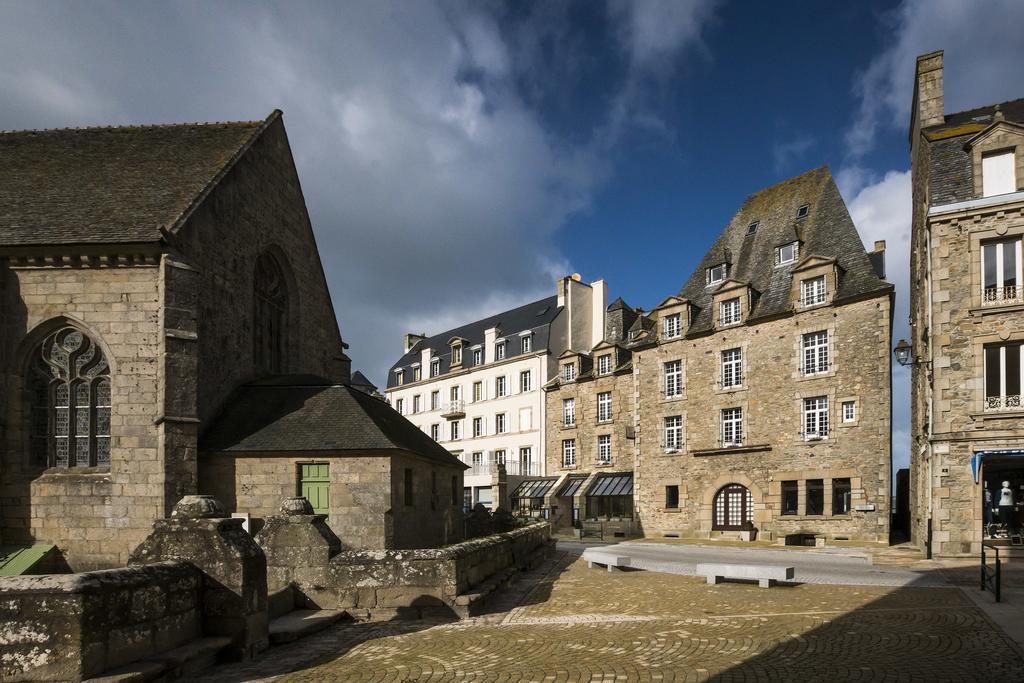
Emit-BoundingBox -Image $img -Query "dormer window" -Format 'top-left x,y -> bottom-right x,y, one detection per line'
521,334 -> 532,353
720,298 -> 741,327
598,354 -> 613,375
396,369 -> 405,386
800,275 -> 827,306
663,313 -> 681,339
495,340 -> 506,360
707,263 -> 727,286
796,204 -> 809,219
777,242 -> 799,266
982,150 -> 1017,197
430,358 -> 440,377
451,344 -> 462,366
563,362 -> 576,382
745,221 -> 759,236
413,366 -> 421,382
472,347 -> 482,365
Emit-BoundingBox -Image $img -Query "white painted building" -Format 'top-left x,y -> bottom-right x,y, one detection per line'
385,275 -> 605,508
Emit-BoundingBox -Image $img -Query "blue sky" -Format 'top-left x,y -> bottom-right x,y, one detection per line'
3,0 -> 1024,474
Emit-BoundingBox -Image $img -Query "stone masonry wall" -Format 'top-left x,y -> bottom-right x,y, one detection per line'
635,294 -> 892,541
0,263 -> 164,570
0,561 -> 201,682
921,200 -> 1024,555
198,451 -> 464,550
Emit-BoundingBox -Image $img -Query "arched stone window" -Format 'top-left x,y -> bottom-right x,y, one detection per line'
254,251 -> 289,375
27,327 -> 111,468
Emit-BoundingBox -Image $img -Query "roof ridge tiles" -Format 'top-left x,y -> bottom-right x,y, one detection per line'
0,115 -> 271,136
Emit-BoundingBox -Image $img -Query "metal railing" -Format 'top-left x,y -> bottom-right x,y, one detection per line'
464,460 -> 538,477
981,541 -> 1002,602
442,400 -> 465,415
983,286 -> 1022,306
986,394 -> 1022,412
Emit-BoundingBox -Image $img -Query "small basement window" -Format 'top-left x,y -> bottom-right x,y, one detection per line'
796,204 -> 809,219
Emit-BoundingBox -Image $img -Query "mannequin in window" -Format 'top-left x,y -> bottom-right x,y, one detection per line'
998,480 -> 1015,528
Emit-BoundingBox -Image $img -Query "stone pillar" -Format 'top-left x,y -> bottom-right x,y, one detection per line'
255,497 -> 342,593
491,462 -> 509,511
129,495 -> 269,660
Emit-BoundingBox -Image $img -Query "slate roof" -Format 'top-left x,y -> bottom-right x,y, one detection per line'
0,114 -> 275,246
678,166 -> 891,334
925,97 -> 1024,136
200,375 -> 465,467
386,295 -> 562,389
349,371 -> 380,395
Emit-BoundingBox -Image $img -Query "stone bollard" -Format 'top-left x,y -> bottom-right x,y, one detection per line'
128,495 -> 269,660
255,497 -> 343,604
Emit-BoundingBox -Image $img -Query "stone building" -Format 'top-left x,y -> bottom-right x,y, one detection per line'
540,297 -> 642,535
0,112 -> 463,570
633,167 -> 893,542
385,275 -> 605,509
908,51 -> 1024,556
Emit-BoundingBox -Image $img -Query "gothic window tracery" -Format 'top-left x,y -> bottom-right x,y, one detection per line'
28,327 -> 111,468
254,252 -> 289,375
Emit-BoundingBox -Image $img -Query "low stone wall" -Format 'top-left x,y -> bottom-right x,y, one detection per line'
260,520 -> 551,618
0,561 -> 201,682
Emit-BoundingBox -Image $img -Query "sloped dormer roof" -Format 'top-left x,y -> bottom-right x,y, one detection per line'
679,166 -> 890,334
0,113 -> 276,247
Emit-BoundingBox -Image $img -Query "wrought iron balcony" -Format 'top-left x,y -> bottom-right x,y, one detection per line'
986,394 -> 1022,412
982,286 -> 1022,306
441,400 -> 465,419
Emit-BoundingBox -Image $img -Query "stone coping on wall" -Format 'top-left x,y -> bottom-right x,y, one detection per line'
0,559 -> 193,593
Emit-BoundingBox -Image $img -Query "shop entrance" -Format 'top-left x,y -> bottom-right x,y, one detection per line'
982,458 -> 1024,544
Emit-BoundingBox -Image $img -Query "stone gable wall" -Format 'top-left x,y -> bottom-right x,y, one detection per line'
636,295 -> 892,541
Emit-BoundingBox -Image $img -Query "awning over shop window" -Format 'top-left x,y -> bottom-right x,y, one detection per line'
557,475 -> 588,498
511,478 -> 558,500
587,472 -> 634,497
971,449 -> 1024,483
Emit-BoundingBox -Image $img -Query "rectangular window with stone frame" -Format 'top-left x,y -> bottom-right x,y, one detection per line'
663,313 -> 681,339
472,417 -> 483,438
781,480 -> 798,515
663,415 -> 682,451
598,354 -> 613,375
800,275 -> 827,306
520,370 -> 532,393
802,330 -> 829,375
597,434 -> 612,464
806,479 -> 824,515
450,421 -> 460,441
720,297 -> 741,326
562,439 -> 576,467
395,398 -> 404,415
802,396 -> 829,440
663,360 -> 683,397
721,348 -> 742,388
562,398 -> 576,426
982,237 -> 1022,306
496,375 -> 507,397
430,423 -> 440,441
984,341 -> 1023,411
430,358 -> 440,377
451,344 -> 462,365
563,362 -> 576,382
495,413 -> 506,434
412,395 -> 420,413
495,341 -> 506,360
521,335 -> 532,353
431,390 -> 440,410
832,478 -> 852,515
721,407 -> 742,446
473,381 -> 483,402
473,348 -> 482,365
665,485 -> 679,509
597,392 -> 612,422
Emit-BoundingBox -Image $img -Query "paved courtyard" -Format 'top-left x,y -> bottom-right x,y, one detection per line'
203,544 -> 1024,682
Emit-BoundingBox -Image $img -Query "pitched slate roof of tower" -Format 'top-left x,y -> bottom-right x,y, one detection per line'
0,113 -> 276,246
201,375 -> 465,467
386,295 -> 561,389
678,166 -> 891,334
923,97 -> 1024,138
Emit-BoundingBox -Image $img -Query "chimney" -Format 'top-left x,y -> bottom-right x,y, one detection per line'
913,51 -> 944,131
874,240 -> 886,252
870,240 -> 886,280
403,332 -> 426,353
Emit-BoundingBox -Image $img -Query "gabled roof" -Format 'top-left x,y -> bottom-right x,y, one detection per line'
349,371 -> 379,395
607,297 -> 633,311
0,113 -> 278,246
200,375 -> 465,468
678,166 -> 891,334
653,295 -> 687,311
386,295 -> 561,389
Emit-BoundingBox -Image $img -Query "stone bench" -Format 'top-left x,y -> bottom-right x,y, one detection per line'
696,562 -> 794,588
582,549 -> 631,572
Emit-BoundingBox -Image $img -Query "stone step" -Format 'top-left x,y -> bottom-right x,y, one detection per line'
269,609 -> 347,645
85,636 -> 232,682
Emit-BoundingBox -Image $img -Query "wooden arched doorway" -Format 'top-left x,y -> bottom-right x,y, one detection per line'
712,483 -> 753,531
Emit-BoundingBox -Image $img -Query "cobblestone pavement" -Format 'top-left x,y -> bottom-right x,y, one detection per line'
200,547 -> 1024,682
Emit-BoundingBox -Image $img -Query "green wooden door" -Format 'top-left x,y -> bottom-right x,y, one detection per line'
299,463 -> 330,517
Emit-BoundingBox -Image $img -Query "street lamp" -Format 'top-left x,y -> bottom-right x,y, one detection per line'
893,339 -> 913,367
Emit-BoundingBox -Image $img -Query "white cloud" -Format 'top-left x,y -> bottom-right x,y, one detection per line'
772,136 -> 814,174
846,0 -> 1024,159
0,0 -> 717,388
843,170 -> 912,472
